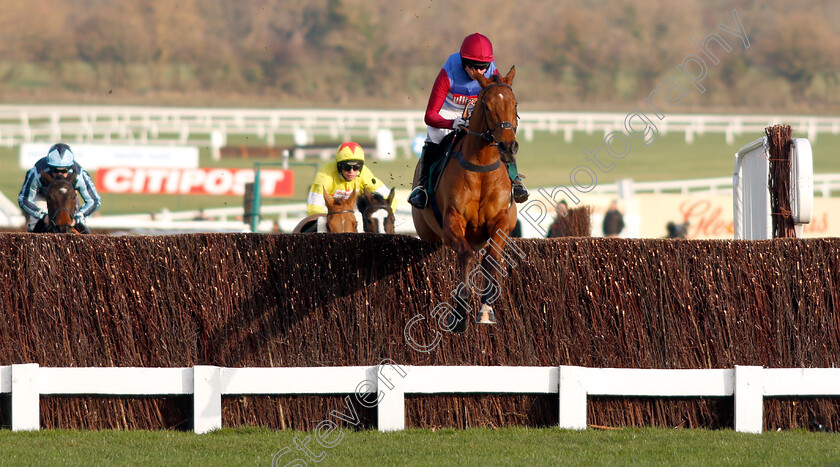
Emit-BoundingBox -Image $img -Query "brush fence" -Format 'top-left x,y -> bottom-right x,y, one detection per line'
3,233 -> 840,430
3,364 -> 839,434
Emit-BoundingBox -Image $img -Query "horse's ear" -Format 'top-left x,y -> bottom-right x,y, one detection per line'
476,72 -> 490,88
387,187 -> 396,204
40,170 -> 53,185
504,66 -> 515,84
347,189 -> 357,206
68,172 -> 78,184
323,190 -> 334,207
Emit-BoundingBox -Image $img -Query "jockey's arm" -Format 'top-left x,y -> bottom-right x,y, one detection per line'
75,169 -> 102,217
306,184 -> 328,216
307,167 -> 335,216
424,69 -> 454,129
18,168 -> 46,219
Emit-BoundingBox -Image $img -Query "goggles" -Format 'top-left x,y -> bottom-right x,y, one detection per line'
339,162 -> 363,172
464,61 -> 490,71
51,167 -> 70,174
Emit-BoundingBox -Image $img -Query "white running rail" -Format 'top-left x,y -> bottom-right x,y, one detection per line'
1,105 -> 840,148
2,363 -> 838,434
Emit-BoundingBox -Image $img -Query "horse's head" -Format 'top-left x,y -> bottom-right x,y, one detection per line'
357,188 -> 396,234
323,190 -> 358,233
474,66 -> 518,163
41,170 -> 78,233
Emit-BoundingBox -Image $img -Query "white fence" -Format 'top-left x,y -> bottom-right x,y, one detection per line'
2,105 -> 840,151
2,364 -> 838,434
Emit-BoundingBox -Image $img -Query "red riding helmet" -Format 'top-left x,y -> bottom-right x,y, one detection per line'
459,33 -> 494,62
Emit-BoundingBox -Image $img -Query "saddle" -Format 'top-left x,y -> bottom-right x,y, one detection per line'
427,130 -> 463,201
425,131 -> 464,227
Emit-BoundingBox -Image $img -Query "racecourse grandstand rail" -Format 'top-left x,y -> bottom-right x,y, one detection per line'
2,105 -> 840,155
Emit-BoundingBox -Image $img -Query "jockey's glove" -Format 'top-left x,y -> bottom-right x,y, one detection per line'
452,117 -> 468,130
74,212 -> 85,224
37,211 -> 47,221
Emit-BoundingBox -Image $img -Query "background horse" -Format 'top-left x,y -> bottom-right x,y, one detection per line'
33,171 -> 83,234
292,190 -> 358,233
412,67 -> 519,333
357,188 -> 395,234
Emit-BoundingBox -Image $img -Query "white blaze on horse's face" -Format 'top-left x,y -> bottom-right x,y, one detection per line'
59,187 -> 69,194
371,209 -> 388,226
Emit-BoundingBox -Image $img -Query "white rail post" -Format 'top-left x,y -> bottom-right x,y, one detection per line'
376,362 -> 407,432
11,363 -> 39,431
734,365 -> 763,433
193,365 -> 222,434
558,366 -> 587,430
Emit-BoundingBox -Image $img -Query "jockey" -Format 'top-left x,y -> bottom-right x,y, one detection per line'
18,143 -> 101,232
408,32 -> 529,209
306,141 -> 398,216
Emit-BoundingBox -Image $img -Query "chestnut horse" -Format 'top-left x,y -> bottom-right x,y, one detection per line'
412,67 -> 519,333
33,171 -> 84,234
357,188 -> 396,234
292,190 -> 358,233
323,190 -> 358,232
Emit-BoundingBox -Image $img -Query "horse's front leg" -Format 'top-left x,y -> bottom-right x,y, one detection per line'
442,206 -> 474,333
475,211 -> 522,324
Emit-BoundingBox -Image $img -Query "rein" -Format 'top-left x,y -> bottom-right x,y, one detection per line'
456,82 -> 517,173
463,83 -> 517,145
50,206 -> 74,224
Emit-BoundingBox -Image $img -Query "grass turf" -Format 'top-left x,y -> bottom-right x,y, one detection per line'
0,427 -> 837,466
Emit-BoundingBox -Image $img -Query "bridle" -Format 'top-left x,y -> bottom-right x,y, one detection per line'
463,82 -> 519,150
49,206 -> 74,225
46,179 -> 76,231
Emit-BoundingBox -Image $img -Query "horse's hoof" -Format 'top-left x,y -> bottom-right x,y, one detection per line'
446,312 -> 468,334
476,304 -> 496,324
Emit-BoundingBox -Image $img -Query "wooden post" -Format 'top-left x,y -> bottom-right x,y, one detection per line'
734,365 -> 763,433
558,366 -> 587,430
11,363 -> 39,431
193,366 -> 222,434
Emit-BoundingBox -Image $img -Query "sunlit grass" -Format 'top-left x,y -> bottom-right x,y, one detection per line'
0,427 -> 837,466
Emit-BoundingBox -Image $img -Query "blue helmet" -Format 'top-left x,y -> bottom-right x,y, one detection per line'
47,143 -> 75,168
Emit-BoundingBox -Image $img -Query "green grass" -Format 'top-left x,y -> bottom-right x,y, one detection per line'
2,130 -> 840,217
0,427 -> 837,466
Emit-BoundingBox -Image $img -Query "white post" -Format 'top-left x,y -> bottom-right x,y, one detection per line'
193,365 -> 222,434
376,364 -> 406,432
734,365 -> 763,433
375,129 -> 396,161
558,366 -> 587,430
210,130 -> 226,161
11,363 -> 39,431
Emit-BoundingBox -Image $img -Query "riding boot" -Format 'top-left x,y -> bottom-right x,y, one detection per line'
506,161 -> 530,203
408,142 -> 440,209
